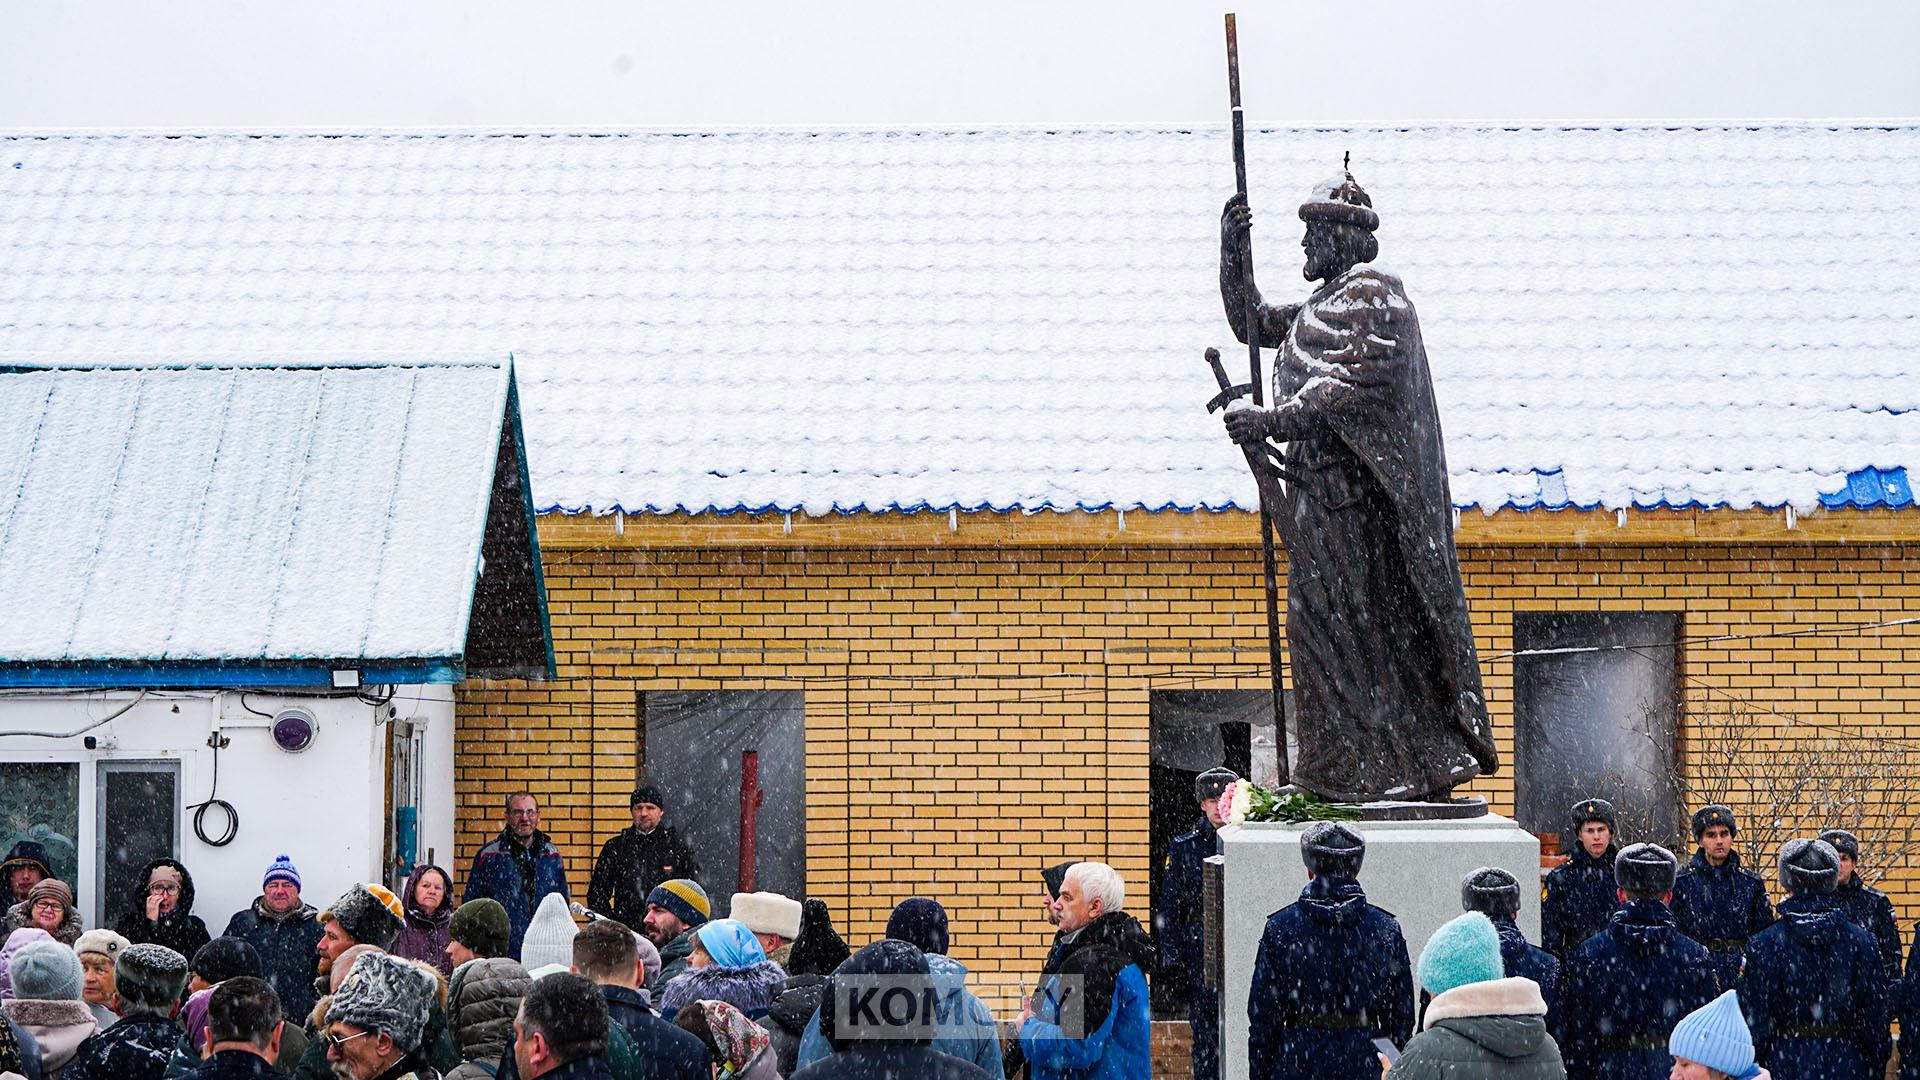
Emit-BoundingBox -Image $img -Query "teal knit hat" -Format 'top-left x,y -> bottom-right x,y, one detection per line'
1668,990 -> 1759,1079
1416,912 -> 1503,996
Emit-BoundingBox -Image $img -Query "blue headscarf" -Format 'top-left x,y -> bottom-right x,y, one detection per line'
697,918 -> 768,969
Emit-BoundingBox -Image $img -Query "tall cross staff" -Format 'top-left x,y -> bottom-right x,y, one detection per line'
1220,12 -> 1290,786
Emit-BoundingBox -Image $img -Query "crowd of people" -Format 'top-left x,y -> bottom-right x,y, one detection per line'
1163,766 -> 1920,1080
0,785 -> 1164,1080
7,775 -> 1918,1080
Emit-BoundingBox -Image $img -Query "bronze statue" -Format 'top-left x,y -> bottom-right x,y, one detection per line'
1216,172 -> 1499,803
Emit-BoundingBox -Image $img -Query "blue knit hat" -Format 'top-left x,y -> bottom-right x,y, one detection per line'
695,918 -> 767,969
1417,912 -> 1504,997
263,854 -> 301,890
1668,990 -> 1759,1079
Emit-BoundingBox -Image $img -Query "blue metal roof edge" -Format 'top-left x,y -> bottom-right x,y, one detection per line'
531,468 -> 1919,517
0,658 -> 466,690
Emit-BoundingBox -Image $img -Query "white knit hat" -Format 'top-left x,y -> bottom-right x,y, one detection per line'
518,892 -> 578,971
729,892 -> 802,939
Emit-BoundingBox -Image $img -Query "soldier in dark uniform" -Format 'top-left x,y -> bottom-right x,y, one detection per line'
1541,798 -> 1620,959
1821,828 -> 1903,982
1558,843 -> 1719,1080
1455,867 -> 1560,1032
1247,823 -> 1414,1080
1670,804 -> 1772,990
1157,767 -> 1237,1080
1739,838 -> 1890,1079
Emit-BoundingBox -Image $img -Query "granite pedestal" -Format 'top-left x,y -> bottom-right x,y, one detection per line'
1217,814 -> 1542,1080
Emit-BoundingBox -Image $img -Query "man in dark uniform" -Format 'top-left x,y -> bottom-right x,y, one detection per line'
1247,823 -> 1414,1080
1670,804 -> 1773,990
1158,767 -> 1238,1080
586,785 -> 701,929
1541,798 -> 1620,959
1821,828 -> 1903,982
1739,838 -> 1890,1079
1456,867 -> 1559,1031
1559,843 -> 1719,1079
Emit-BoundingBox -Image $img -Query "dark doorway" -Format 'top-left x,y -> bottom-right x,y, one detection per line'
1515,612 -> 1681,849
642,690 -> 806,903
1148,689 -> 1277,1018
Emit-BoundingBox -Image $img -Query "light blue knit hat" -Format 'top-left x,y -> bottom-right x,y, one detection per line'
1417,912 -> 1503,996
697,918 -> 769,970
1668,990 -> 1759,1079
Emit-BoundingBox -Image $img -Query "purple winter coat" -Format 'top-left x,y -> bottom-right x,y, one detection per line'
391,865 -> 456,977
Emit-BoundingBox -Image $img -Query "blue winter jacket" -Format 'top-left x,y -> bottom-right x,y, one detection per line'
795,953 -> 1005,1078
1541,846 -> 1619,959
1247,877 -> 1414,1080
1669,849 -> 1773,990
1558,898 -> 1718,1080
1833,873 -> 1903,983
1740,893 -> 1889,1080
1018,911 -> 1153,1080
462,829 -> 569,959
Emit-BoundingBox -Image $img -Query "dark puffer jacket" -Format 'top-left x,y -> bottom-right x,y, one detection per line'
1558,899 -> 1718,1080
1740,893 -> 1889,1079
61,1011 -> 178,1080
1248,877 -> 1415,1080
221,897 -> 323,1022
445,956 -> 531,1080
115,858 -> 212,961
766,974 -> 827,1077
393,865 -> 457,978
796,940 -> 991,1080
1387,977 -> 1563,1080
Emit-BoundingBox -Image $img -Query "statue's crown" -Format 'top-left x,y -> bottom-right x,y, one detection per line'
1299,170 -> 1379,232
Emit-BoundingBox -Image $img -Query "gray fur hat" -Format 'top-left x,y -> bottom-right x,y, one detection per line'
1780,838 -> 1842,895
1614,842 -> 1679,895
116,942 -> 190,1011
1460,867 -> 1522,916
324,883 -> 405,951
326,951 -> 436,1051
1300,821 -> 1366,878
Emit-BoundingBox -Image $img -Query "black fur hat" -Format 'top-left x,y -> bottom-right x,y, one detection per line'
1460,867 -> 1522,916
1194,768 -> 1240,803
1614,842 -> 1678,895
1780,838 -> 1842,895
1817,829 -> 1860,861
1570,798 -> 1617,833
1691,804 -> 1737,839
1300,821 -> 1366,878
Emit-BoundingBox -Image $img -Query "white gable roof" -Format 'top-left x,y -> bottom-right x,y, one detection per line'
3,123 -> 1917,515
0,359 -> 518,669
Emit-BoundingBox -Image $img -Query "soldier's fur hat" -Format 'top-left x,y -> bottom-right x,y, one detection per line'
1300,821 -> 1366,878
1460,867 -> 1522,916
1193,768 -> 1239,803
1615,843 -> 1678,895
1780,838 -> 1842,895
1817,828 -> 1860,861
1691,805 -> 1738,839
1570,798 -> 1617,833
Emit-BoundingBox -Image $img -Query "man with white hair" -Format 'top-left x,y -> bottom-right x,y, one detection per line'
1014,862 -> 1153,1080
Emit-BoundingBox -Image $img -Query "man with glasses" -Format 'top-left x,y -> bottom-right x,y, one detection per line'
321,951 -> 443,1080
464,791 -> 570,960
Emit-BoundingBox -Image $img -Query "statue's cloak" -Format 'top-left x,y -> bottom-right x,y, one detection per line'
1268,264 -> 1499,794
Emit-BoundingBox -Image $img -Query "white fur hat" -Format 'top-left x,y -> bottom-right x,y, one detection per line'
729,891 -> 802,939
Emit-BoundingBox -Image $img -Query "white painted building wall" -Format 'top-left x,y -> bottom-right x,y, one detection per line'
0,687 -> 454,930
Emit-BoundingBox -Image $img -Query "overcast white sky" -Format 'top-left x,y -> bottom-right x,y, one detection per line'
3,1 -> 1918,129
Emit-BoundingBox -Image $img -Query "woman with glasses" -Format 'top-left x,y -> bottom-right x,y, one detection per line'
116,857 -> 212,961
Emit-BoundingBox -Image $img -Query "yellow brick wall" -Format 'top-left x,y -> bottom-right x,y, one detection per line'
456,536 -> 1920,981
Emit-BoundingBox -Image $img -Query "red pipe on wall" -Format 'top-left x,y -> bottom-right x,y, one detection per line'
739,750 -> 764,892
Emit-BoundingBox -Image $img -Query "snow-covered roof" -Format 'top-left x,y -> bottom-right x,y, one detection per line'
2,123 -> 1917,516
0,358 -> 553,686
